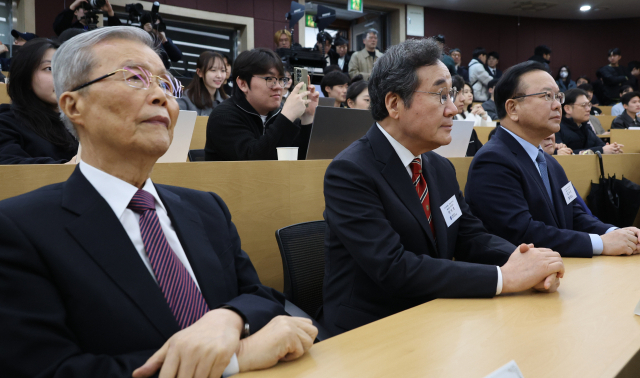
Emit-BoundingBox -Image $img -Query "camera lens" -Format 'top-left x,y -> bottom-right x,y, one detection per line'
90,0 -> 106,8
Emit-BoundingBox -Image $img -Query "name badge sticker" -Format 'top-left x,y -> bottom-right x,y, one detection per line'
561,182 -> 577,205
440,194 -> 462,228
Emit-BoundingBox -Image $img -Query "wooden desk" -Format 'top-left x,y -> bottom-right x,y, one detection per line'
610,129 -> 640,153
599,105 -> 613,116
238,256 -> 640,378
189,116 -> 208,150
0,83 -> 9,104
596,115 -> 616,131
474,126 -> 495,145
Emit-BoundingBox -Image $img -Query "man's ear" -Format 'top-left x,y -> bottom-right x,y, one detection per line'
59,91 -> 86,130
236,77 -> 249,94
385,92 -> 401,120
505,99 -> 519,122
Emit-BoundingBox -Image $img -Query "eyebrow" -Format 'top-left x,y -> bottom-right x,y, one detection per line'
41,60 -> 52,64
121,60 -> 169,75
433,78 -> 447,87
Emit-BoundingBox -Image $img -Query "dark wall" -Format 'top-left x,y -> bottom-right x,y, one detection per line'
35,0 -> 294,50
419,7 -> 640,81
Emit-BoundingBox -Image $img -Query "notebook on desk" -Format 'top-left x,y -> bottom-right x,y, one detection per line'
305,107 -> 374,160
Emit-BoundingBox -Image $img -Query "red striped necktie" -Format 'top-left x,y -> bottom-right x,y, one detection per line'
128,189 -> 209,329
409,158 -> 436,237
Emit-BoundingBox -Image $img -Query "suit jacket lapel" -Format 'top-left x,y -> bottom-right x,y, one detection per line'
546,161 -> 570,229
421,153 -> 448,258
62,168 -> 179,339
155,186 -> 229,307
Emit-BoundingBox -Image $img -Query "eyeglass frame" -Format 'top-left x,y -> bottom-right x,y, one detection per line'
253,75 -> 291,89
414,87 -> 458,105
70,66 -> 184,98
511,91 -> 565,104
569,101 -> 592,109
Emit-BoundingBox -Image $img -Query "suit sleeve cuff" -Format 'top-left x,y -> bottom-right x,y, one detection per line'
591,234 -> 604,255
222,354 -> 239,377
496,266 -> 503,295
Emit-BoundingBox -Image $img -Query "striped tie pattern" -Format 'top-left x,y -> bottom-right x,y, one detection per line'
410,158 -> 436,237
128,190 -> 209,329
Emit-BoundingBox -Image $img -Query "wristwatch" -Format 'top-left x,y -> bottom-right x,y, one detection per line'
220,305 -> 250,338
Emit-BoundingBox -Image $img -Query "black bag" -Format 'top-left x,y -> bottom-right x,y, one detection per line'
587,152 -> 640,227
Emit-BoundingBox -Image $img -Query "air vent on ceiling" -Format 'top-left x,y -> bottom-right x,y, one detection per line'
510,1 -> 558,12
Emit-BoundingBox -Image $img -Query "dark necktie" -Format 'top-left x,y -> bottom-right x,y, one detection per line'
409,158 -> 436,237
536,149 -> 554,204
128,189 -> 209,329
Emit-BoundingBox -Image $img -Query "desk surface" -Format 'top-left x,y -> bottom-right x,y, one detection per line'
239,256 -> 640,378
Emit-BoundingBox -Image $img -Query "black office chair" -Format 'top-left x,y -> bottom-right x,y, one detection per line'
188,149 -> 205,161
275,220 -> 329,341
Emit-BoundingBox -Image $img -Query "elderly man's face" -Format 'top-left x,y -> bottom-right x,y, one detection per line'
509,70 -> 562,136
72,39 -> 179,159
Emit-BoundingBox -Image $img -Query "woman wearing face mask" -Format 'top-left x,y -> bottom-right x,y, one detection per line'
0,38 -> 78,164
177,51 -> 228,116
556,65 -> 576,92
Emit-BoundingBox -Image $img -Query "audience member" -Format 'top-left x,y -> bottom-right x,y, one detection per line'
140,13 -> 182,69
0,26 -> 317,378
176,51 -> 228,116
468,47 -> 492,101
611,91 -> 640,129
454,82 -> 491,126
314,31 -> 332,67
466,61 -> 639,258
576,76 -> 590,87
577,83 -> 602,113
329,36 -> 351,74
557,88 -> 622,154
451,75 -> 483,156
0,29 -> 38,70
281,64 -> 293,106
556,65 -> 576,92
610,85 -> 633,116
323,64 -> 341,75
57,27 -> 87,44
222,53 -> 233,97
628,61 -> 640,90
320,71 -> 349,108
433,34 -> 456,76
481,78 -> 500,120
0,38 -> 78,164
11,29 -> 37,45
528,45 -> 551,72
53,0 -> 121,36
344,80 -> 369,110
348,29 -> 382,80
450,48 -> 469,82
541,133 -> 572,155
205,48 -> 318,161
597,48 -> 632,104
321,38 -> 564,337
274,29 -> 292,49
486,51 -> 502,79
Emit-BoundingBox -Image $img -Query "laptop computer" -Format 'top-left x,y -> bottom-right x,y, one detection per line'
305,107 -> 374,160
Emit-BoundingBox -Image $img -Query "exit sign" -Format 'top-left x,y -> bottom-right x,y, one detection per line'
305,14 -> 316,27
348,0 -> 362,12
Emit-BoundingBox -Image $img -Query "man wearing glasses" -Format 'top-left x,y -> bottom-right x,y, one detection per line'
205,48 -> 319,161
466,61 -> 640,259
321,39 -> 565,337
0,27 -> 318,377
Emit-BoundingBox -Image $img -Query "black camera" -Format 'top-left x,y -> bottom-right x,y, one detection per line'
89,0 -> 106,8
78,2 -> 100,26
150,2 -> 166,33
125,3 -> 144,24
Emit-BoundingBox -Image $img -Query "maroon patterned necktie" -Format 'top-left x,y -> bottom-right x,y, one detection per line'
409,158 -> 436,237
128,189 -> 209,329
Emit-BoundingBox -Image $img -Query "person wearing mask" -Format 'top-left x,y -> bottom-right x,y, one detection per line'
348,29 -> 383,80
205,48 -> 319,161
528,45 -> 551,73
222,53 -> 233,97
468,47 -> 492,102
320,71 -> 349,108
0,38 -> 78,164
345,80 -> 369,110
53,0 -> 121,36
329,36 -> 351,74
597,48 -> 632,105
452,75 -> 483,156
611,85 -> 633,116
140,13 -> 182,70
455,82 -> 491,126
321,38 -> 565,337
481,78 -> 500,121
273,29 -> 292,49
611,91 -> 640,129
450,48 -> 469,82
556,88 -> 622,154
466,61 -> 639,259
556,66 -> 576,92
177,51 -> 228,116
486,51 -> 502,79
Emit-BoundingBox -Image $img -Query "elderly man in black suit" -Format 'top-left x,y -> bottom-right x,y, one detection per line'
0,26 -> 316,378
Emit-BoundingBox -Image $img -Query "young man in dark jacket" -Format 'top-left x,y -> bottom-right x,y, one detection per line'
205,48 -> 319,161
596,48 -> 632,104
611,91 -> 640,129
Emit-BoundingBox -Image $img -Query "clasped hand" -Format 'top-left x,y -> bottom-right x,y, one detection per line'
500,243 -> 564,294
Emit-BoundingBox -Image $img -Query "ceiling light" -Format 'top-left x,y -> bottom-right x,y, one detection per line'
580,5 -> 591,11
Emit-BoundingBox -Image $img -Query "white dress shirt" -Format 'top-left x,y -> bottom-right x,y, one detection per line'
500,126 -> 616,255
338,56 -> 345,70
78,161 -> 239,377
376,124 -> 504,294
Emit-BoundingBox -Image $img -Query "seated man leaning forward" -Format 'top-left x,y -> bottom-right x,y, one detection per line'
321,38 -> 565,337
205,48 -> 319,161
465,61 -> 640,258
0,27 -> 317,377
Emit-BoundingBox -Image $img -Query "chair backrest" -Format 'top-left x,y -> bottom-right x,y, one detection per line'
275,220 -> 326,318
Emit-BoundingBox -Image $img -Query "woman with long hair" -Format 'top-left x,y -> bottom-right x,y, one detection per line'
345,80 -> 370,110
556,65 -> 576,92
177,51 -> 228,116
0,38 -> 78,164
454,82 -> 491,126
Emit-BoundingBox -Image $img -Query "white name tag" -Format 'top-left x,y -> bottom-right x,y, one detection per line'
484,360 -> 524,378
440,194 -> 462,227
561,182 -> 577,205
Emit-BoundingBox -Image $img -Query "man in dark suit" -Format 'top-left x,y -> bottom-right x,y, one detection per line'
329,36 -> 351,74
466,61 -> 640,259
321,38 -> 565,337
0,26 -> 317,378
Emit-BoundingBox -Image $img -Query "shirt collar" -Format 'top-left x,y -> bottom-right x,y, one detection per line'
500,126 -> 541,162
78,160 -> 165,219
376,123 -> 421,168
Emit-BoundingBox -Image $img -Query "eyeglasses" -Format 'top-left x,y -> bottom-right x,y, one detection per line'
70,66 -> 184,98
512,91 -> 565,104
414,87 -> 458,105
571,101 -> 592,109
253,76 -> 291,89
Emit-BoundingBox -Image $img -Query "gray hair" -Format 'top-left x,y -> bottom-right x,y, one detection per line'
369,38 -> 441,121
52,26 -> 157,138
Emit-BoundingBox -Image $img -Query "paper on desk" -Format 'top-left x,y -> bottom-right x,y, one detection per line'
484,360 -> 524,378
628,127 -> 640,130
634,299 -> 640,316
